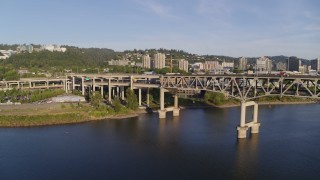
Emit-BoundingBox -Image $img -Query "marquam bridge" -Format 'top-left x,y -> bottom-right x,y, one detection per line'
1,73 -> 320,138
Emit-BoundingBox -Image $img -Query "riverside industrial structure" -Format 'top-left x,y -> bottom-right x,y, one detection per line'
1,73 -> 320,138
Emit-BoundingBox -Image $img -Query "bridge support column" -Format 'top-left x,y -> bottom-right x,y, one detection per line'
158,87 -> 166,119
72,76 -> 75,91
101,85 -> 104,97
173,94 -> 180,117
108,79 -> 112,102
251,103 -> 260,133
146,88 -> 150,107
138,88 -> 142,106
81,77 -> 85,96
237,101 -> 260,138
121,86 -> 125,100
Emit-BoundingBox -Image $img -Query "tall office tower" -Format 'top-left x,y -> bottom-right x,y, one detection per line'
178,59 -> 189,72
239,57 -> 248,70
256,56 -> 272,73
142,54 -> 151,68
310,57 -> 320,72
153,53 -> 166,69
288,56 -> 300,72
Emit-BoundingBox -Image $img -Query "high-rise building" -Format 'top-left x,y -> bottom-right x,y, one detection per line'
288,56 -> 300,72
178,59 -> 189,72
142,54 -> 151,68
239,57 -> 247,70
256,56 -> 272,73
153,53 -> 166,69
311,57 -> 320,72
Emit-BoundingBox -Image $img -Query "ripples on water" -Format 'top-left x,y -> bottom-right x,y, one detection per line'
1,104 -> 320,179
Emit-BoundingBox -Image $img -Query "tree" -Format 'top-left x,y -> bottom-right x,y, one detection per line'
89,92 -> 103,108
112,97 -> 125,112
125,89 -> 138,110
204,92 -> 226,106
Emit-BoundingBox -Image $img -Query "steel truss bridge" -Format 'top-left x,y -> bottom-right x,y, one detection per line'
160,75 -> 320,100
1,74 -> 320,101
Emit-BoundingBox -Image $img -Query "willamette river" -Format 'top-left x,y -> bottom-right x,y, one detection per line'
1,104 -> 320,179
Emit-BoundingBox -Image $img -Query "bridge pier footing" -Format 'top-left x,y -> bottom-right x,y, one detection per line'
173,108 -> 180,116
158,110 -> 166,119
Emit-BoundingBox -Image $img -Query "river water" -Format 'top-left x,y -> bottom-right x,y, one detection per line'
1,104 -> 320,179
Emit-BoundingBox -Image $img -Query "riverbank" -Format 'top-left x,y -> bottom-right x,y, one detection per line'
0,99 -> 317,127
0,102 -> 148,127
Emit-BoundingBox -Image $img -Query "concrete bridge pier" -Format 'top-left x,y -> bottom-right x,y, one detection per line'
237,101 -> 260,138
173,94 -> 180,117
81,77 -> 85,96
158,88 -> 167,119
100,85 -> 104,97
108,79 -> 112,102
138,88 -> 142,106
146,88 -> 150,107
120,86 -> 125,100
158,88 -> 180,119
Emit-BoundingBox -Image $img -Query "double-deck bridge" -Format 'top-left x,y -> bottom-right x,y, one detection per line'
1,74 -> 319,138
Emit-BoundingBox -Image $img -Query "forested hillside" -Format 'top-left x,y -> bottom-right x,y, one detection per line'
3,46 -> 117,69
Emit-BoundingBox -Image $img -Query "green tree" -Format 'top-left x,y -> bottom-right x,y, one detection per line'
112,97 -> 125,112
204,92 -> 226,106
125,89 -> 138,110
89,92 -> 103,108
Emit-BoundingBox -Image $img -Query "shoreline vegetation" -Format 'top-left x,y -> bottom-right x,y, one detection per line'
0,98 -> 317,127
0,90 -> 318,127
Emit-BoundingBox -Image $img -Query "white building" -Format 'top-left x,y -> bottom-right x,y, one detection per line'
0,51 -> 9,59
40,44 -> 67,52
256,56 -> 272,74
0,50 -> 16,59
178,59 -> 189,72
203,61 -> 220,71
153,53 -> 166,69
142,54 -> 151,68
17,44 -> 33,53
221,61 -> 234,69
239,57 -> 247,70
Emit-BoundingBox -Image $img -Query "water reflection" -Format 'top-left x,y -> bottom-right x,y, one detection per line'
234,134 -> 259,179
2,104 -> 320,179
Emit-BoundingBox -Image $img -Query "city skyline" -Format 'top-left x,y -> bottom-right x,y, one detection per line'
1,0 -> 319,59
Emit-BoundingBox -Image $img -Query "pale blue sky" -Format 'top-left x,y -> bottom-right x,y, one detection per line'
1,0 -> 319,59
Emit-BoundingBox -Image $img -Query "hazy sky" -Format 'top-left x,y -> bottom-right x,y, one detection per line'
1,0 -> 319,59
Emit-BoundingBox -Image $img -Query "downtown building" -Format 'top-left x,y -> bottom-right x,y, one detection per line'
238,57 -> 248,70
153,53 -> 166,69
288,56 -> 300,72
311,57 -> 320,72
178,59 -> 189,72
256,56 -> 272,74
142,54 -> 151,68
